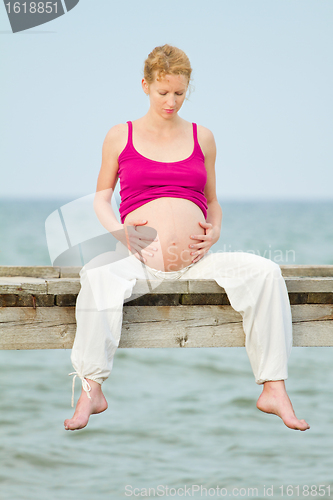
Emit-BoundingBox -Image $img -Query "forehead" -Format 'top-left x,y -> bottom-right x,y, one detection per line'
154,73 -> 188,89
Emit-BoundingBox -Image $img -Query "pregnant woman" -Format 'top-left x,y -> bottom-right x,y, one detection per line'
64,45 -> 309,432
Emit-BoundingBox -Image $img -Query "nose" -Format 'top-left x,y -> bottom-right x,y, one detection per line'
166,94 -> 176,108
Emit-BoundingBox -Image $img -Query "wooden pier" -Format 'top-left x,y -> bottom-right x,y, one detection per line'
0,265 -> 332,350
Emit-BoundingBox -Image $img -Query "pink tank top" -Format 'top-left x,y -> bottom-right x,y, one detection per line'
118,121 -> 208,223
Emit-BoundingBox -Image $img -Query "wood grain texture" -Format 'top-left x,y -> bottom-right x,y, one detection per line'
0,307 -> 76,349
280,265 -> 333,277
0,266 -> 60,278
1,304 -> 332,349
1,266 -> 332,350
0,265 -> 332,279
0,277 -> 48,294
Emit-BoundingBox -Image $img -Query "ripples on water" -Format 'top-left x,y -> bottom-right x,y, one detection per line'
1,349 -> 333,499
0,199 -> 332,499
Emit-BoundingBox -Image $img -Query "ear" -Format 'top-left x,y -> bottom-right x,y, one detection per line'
141,78 -> 149,96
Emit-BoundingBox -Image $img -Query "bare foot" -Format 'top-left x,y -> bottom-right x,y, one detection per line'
64,379 -> 108,431
256,380 -> 310,431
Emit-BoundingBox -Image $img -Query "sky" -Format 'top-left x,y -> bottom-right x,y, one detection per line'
1,0 -> 332,201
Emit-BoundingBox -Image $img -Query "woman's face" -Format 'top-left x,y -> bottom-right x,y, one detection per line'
142,73 -> 188,119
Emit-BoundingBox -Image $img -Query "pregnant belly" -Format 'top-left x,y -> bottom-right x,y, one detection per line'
123,198 -> 206,271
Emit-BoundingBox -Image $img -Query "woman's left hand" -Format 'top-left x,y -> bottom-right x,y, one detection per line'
189,221 -> 220,263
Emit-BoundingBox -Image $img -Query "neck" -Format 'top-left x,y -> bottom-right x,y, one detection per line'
143,108 -> 183,132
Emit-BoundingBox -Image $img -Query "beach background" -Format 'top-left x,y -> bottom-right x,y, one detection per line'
1,200 -> 333,500
1,1 -> 333,499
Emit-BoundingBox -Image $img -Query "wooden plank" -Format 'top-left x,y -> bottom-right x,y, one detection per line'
58,267 -> 82,278
291,304 -> 333,322
136,278 -> 333,295
1,303 -> 333,350
0,307 -> 76,349
291,304 -> 333,346
121,305 -> 245,348
1,291 -> 332,307
0,294 -> 54,307
293,322 -> 333,347
1,277 -> 332,297
133,279 -> 189,294
46,278 -> 81,295
0,266 -> 59,278
0,277 -> 47,295
0,265 -> 332,280
280,265 -> 333,277
188,280 -> 224,293
286,278 -> 333,293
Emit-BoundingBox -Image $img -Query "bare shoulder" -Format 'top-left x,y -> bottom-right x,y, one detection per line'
196,124 -> 216,157
102,123 -> 128,158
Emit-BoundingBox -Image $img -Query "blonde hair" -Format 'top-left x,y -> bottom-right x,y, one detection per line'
144,44 -> 192,86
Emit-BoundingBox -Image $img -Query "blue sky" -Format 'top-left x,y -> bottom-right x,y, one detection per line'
1,0 -> 332,200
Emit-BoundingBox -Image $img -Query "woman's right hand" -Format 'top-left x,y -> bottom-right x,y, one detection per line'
115,219 -> 159,263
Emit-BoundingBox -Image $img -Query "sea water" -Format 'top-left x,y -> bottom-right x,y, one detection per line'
0,198 -> 332,500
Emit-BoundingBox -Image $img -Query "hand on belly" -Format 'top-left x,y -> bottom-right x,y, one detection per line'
124,198 -> 206,272
135,223 -> 205,271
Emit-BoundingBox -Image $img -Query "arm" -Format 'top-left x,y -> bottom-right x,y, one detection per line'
189,126 -> 222,263
94,124 -> 125,233
94,124 -> 157,263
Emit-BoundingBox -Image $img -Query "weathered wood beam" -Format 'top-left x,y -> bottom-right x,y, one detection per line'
0,303 -> 332,350
0,266 -> 332,350
1,265 -> 333,278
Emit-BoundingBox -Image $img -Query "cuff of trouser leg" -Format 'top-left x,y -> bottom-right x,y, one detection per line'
85,376 -> 104,386
256,376 -> 288,385
68,373 -> 105,407
69,372 -> 93,407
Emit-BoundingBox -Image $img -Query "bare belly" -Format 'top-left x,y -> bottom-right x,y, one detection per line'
123,198 -> 206,271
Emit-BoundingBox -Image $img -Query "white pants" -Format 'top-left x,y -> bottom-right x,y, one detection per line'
70,244 -> 292,399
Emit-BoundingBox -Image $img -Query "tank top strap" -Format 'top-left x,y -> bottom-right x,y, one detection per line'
192,122 -> 205,158
192,122 -> 200,150
126,121 -> 133,148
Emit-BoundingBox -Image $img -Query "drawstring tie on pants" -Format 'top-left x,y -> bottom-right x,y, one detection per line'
69,372 -> 92,407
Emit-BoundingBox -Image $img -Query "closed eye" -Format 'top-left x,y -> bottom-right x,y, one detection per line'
159,92 -> 184,96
